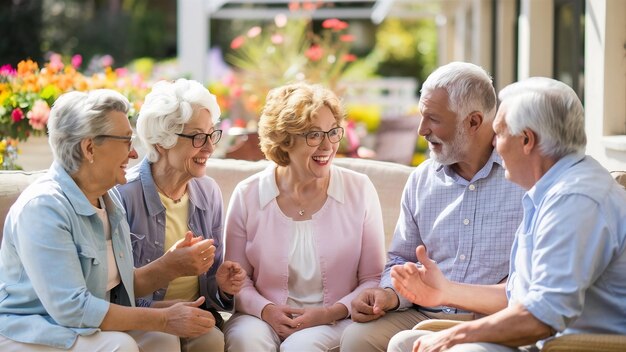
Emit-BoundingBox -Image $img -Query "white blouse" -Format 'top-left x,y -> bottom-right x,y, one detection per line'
286,220 -> 324,308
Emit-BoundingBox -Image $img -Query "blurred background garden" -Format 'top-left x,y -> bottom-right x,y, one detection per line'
2,0 -> 623,172
0,0 -> 437,170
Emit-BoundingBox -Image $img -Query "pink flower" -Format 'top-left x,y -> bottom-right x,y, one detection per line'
230,36 -> 245,49
71,54 -> 83,69
101,55 -> 114,67
26,100 -> 50,130
115,67 -> 129,77
274,13 -> 287,28
0,64 -> 16,76
271,34 -> 284,44
49,53 -> 64,71
11,108 -> 24,122
247,26 -> 262,38
305,45 -> 323,61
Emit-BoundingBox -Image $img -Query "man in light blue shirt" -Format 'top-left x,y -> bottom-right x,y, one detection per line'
341,62 -> 525,351
388,77 -> 626,351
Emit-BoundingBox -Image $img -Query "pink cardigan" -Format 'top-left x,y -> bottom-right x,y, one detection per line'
224,164 -> 386,318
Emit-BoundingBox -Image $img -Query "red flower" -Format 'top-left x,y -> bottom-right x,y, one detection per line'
305,45 -> 324,61
322,18 -> 348,31
339,34 -> 355,42
11,108 -> 24,122
342,54 -> 357,62
230,35 -> 245,49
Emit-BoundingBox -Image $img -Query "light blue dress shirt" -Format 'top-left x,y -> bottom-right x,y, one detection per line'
382,150 -> 525,310
0,162 -> 135,349
507,153 -> 626,337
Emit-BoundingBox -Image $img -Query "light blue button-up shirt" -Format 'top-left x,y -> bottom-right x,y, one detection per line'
507,153 -> 626,336
382,150 -> 525,310
0,162 -> 135,349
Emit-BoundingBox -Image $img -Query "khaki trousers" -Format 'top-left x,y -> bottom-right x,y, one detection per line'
340,309 -> 477,352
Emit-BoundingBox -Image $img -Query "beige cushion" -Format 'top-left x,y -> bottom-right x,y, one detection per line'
0,158 -> 413,248
0,170 -> 47,240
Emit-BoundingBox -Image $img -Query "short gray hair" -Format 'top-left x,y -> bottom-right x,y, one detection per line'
498,77 -> 586,159
136,79 -> 221,162
47,89 -> 131,174
420,61 -> 496,121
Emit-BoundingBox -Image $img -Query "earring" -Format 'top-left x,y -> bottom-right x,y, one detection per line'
89,158 -> 94,164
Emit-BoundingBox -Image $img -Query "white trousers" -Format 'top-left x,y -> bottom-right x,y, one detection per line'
0,330 -> 179,352
223,312 -> 352,352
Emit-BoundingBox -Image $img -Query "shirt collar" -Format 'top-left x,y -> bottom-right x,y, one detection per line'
50,161 -> 125,219
525,152 -> 585,207
435,148 -> 504,184
258,163 -> 345,209
50,161 -> 97,216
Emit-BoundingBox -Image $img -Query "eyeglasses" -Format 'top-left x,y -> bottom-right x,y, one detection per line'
176,130 -> 223,148
94,134 -> 137,152
299,127 -> 344,147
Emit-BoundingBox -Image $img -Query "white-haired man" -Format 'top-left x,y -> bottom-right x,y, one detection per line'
388,77 -> 626,351
340,62 -> 525,351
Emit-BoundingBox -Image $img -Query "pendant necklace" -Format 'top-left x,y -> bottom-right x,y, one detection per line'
298,209 -> 305,216
156,183 -> 185,204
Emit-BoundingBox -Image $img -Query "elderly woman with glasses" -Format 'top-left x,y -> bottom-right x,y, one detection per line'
222,82 -> 386,352
0,89 -> 220,351
116,79 -> 246,352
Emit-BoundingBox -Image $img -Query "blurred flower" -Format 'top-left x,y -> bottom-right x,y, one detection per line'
0,138 -> 20,170
0,53 -> 150,145
225,8 -> 358,120
71,54 -> 83,69
26,100 -> 50,130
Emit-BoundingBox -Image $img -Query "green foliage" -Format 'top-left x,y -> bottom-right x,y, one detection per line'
356,18 -> 437,86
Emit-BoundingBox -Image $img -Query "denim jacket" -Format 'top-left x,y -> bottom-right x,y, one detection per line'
0,162 -> 135,349
116,158 -> 233,317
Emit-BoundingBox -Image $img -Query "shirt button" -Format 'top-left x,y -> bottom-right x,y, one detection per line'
460,254 -> 466,260
463,219 -> 470,225
469,184 -> 476,191
119,252 -> 123,258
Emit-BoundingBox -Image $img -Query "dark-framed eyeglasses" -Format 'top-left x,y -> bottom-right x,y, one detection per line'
176,130 -> 223,148
94,134 -> 137,152
298,126 -> 344,147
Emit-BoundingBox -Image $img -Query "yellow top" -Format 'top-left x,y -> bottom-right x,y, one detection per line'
158,192 -> 200,302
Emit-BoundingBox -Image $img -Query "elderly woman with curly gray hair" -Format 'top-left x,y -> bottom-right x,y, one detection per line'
0,89 -> 217,351
117,78 -> 246,352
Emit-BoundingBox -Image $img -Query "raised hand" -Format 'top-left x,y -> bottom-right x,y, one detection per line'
162,296 -> 216,337
164,231 -> 215,277
350,287 -> 398,323
261,304 -> 303,340
216,260 -> 246,295
391,245 -> 447,307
